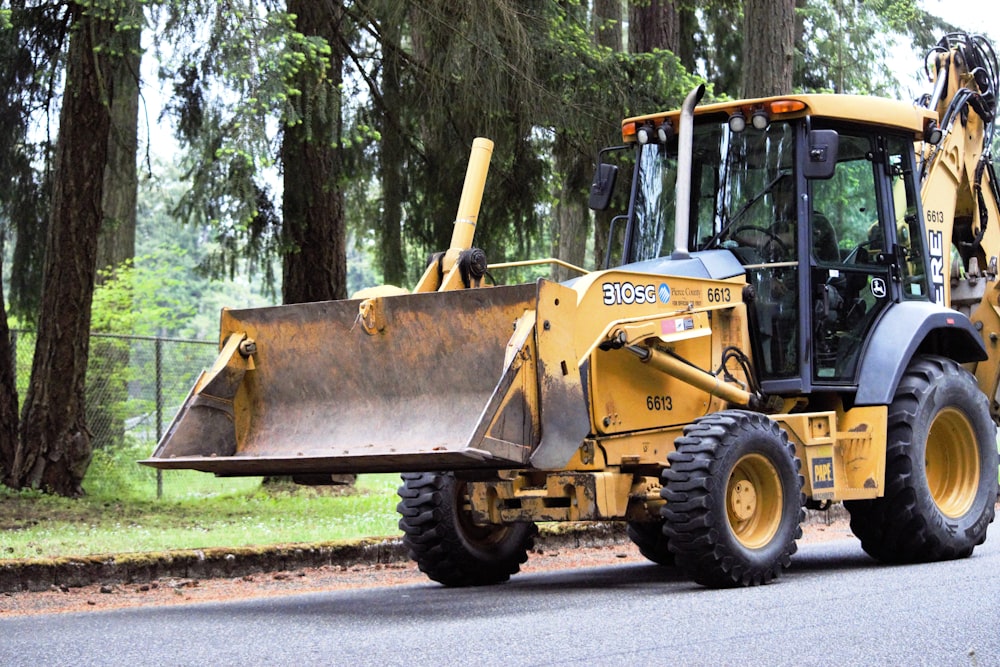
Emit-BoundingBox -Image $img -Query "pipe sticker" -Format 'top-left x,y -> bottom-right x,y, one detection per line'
661,317 -> 694,334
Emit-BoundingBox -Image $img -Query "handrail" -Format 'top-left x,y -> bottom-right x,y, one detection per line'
487,258 -> 590,276
741,261 -> 799,270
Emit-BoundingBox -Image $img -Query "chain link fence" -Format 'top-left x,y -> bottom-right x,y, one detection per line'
10,330 -> 218,496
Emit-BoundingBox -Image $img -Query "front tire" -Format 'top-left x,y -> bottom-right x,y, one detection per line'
397,472 -> 537,586
626,521 -> 674,566
662,410 -> 804,587
845,355 -> 998,562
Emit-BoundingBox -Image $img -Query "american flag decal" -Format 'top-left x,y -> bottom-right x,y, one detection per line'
661,317 -> 695,334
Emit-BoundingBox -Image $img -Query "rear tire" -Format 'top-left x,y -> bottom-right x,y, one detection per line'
662,410 -> 804,587
845,355 -> 998,562
396,472 -> 537,586
626,521 -> 674,566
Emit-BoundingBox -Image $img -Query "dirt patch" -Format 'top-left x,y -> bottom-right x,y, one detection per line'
0,511 -> 854,617
0,545 -> 644,617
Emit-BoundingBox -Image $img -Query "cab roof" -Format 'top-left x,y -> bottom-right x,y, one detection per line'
622,94 -> 937,142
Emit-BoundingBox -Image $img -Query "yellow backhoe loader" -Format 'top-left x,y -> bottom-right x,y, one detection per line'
145,33 -> 1000,588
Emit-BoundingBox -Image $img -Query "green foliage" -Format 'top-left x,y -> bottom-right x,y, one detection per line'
74,159 -> 280,453
86,253 -> 207,450
346,231 -> 380,294
1,1 -> 145,325
341,1 -> 705,289
693,0 -> 744,96
0,3 -> 61,324
152,2 -> 342,290
84,437 -> 160,492
85,333 -> 133,450
795,0 -> 944,96
91,253 -> 197,336
376,1 -> 548,282
8,328 -> 33,409
91,244 -> 261,339
128,158 -> 277,338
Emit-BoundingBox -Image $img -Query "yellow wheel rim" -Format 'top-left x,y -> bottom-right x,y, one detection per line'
726,453 -> 783,549
925,407 -> 980,519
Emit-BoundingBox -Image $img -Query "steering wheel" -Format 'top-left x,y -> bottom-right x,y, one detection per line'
843,241 -> 874,265
731,224 -> 790,262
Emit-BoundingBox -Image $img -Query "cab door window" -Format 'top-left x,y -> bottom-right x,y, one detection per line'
809,132 -> 892,382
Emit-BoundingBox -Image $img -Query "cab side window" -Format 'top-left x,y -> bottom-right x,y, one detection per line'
886,135 -> 928,299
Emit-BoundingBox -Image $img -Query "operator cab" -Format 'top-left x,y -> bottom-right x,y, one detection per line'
601,107 -> 932,397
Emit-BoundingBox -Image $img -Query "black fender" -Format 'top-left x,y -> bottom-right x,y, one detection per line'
855,301 -> 987,405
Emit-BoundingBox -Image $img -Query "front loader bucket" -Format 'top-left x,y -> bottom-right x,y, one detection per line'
143,284 -> 548,476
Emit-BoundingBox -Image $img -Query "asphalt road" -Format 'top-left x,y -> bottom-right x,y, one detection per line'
2,536 -> 998,667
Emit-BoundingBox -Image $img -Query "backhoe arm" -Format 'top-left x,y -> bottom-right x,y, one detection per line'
919,33 -> 1000,415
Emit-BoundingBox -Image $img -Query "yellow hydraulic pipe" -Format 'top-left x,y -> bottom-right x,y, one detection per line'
626,344 -> 753,407
450,137 -> 495,252
411,137 -> 495,294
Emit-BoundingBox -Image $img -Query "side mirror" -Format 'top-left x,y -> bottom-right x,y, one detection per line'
804,129 -> 839,180
588,162 -> 619,211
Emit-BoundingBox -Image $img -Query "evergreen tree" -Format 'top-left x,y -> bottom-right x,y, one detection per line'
629,0 -> 681,54
281,0 -> 348,303
741,0 -> 796,97
95,0 -> 143,281
12,1 -> 133,496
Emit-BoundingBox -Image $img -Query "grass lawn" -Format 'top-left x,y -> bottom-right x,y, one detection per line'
0,468 -> 403,560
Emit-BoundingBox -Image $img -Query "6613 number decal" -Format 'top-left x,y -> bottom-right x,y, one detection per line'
706,286 -> 731,303
646,395 -> 672,411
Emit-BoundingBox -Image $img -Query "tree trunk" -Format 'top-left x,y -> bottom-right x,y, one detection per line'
1,5 -> 48,324
594,0 -> 622,51
552,134 -> 590,282
553,0 -> 623,279
15,4 -> 121,496
271,0 -> 353,489
378,7 -> 406,288
281,0 -> 348,304
590,0 -> 626,271
740,0 -> 796,98
90,1 -> 142,452
792,0 -> 807,87
676,3 -> 697,74
95,1 -> 141,279
0,266 -> 18,486
628,0 -> 680,53
0,10 -> 27,481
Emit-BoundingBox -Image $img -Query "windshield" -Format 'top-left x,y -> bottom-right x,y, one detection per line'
627,120 -> 797,263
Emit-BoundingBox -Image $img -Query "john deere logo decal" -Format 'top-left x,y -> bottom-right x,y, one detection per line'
870,277 -> 887,299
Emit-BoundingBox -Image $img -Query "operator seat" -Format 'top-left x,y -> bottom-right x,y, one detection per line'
812,210 -> 840,262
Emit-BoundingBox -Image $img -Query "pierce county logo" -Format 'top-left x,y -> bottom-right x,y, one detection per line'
658,283 -> 671,304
